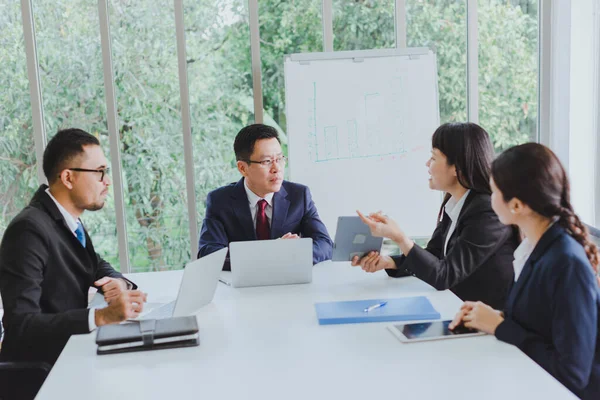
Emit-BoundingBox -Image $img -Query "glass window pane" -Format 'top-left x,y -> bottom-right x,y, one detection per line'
110,1 -> 189,271
333,0 -> 395,50
0,3 -> 38,240
259,0 -> 322,135
407,0 -> 468,124
33,0 -> 121,269
184,0 -> 253,225
478,0 -> 538,151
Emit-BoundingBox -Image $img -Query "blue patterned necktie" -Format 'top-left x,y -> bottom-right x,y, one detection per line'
75,221 -> 86,248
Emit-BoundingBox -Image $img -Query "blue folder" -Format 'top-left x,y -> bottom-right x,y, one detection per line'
314,296 -> 440,325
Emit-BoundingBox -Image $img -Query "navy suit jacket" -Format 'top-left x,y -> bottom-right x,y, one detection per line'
495,224 -> 600,399
198,179 -> 333,270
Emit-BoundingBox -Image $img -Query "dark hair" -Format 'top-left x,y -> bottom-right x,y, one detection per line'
431,122 -> 495,218
234,124 -> 280,161
492,143 -> 599,272
43,128 -> 100,184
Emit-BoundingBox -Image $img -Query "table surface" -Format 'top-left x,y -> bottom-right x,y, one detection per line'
37,262 -> 576,400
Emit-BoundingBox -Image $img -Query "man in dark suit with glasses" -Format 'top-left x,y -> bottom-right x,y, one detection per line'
0,128 -> 147,367
198,124 -> 333,270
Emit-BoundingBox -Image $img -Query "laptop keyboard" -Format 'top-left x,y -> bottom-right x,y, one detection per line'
140,301 -> 175,320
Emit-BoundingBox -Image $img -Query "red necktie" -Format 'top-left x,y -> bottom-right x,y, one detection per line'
256,199 -> 270,240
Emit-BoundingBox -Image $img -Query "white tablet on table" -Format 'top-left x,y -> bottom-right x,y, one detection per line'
387,320 -> 486,343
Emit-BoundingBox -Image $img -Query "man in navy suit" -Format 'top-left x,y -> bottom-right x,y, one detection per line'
198,124 -> 333,270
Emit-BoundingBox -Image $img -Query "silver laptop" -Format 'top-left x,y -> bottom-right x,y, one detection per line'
226,238 -> 313,288
90,247 -> 227,320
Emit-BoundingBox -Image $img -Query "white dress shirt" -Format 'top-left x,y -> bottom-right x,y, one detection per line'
512,237 -> 535,282
244,179 -> 274,229
512,220 -> 556,282
45,189 -> 97,331
443,189 -> 471,256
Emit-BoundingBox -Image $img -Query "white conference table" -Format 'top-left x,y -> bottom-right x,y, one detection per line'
37,262 -> 576,399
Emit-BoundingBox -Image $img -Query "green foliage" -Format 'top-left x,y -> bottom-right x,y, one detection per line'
478,0 -> 538,149
0,2 -> 38,235
0,0 -> 538,271
333,0 -> 395,50
407,0 -> 468,124
257,0 -> 323,127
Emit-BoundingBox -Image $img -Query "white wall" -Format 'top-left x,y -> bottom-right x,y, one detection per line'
569,0 -> 599,225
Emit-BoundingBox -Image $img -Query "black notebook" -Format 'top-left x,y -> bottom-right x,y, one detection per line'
96,315 -> 199,355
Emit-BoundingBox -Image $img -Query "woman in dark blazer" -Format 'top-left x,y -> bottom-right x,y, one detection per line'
450,143 -> 600,399
354,123 -> 518,309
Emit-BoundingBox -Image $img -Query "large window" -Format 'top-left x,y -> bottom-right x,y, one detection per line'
184,0 -> 254,224
259,0 -> 323,134
33,0 -> 120,268
478,0 -> 538,151
407,0 -> 468,124
0,2 -> 38,240
110,1 -> 189,272
1,1 -> 547,270
333,0 -> 395,50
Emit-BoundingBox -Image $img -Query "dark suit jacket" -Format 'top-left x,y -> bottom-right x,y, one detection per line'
198,178 -> 333,270
0,185 -> 134,365
495,224 -> 600,400
387,191 -> 517,309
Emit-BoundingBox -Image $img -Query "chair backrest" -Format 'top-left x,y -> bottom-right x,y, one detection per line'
0,361 -> 51,400
585,223 -> 600,248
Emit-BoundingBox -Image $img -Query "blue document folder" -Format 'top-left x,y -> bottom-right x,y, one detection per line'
314,296 -> 440,325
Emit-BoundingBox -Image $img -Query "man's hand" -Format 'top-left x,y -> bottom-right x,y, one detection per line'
95,290 -> 147,326
95,277 -> 128,304
281,232 -> 300,239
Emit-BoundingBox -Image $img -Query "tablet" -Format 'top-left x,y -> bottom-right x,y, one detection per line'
332,216 -> 384,262
387,320 -> 486,343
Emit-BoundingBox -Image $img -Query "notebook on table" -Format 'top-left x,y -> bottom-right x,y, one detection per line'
314,296 -> 440,325
96,315 -> 199,355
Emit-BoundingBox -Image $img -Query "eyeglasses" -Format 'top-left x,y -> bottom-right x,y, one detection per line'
67,167 -> 111,182
243,156 -> 287,169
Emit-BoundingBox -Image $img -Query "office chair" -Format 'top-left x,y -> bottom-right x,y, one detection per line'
0,322 -> 51,400
585,223 -> 600,247
0,360 -> 51,400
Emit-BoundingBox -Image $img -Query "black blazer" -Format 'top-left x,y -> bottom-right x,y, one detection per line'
387,191 -> 517,309
0,185 -> 134,365
496,224 -> 600,399
198,179 -> 333,270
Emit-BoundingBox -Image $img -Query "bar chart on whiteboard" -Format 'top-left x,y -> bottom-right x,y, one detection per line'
308,80 -> 407,163
285,49 -> 442,237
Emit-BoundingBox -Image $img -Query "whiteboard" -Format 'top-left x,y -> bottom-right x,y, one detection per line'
285,48 -> 442,238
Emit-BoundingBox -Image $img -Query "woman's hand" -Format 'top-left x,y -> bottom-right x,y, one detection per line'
351,252 -> 396,273
356,210 -> 414,255
357,210 -> 402,240
449,301 -> 504,335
